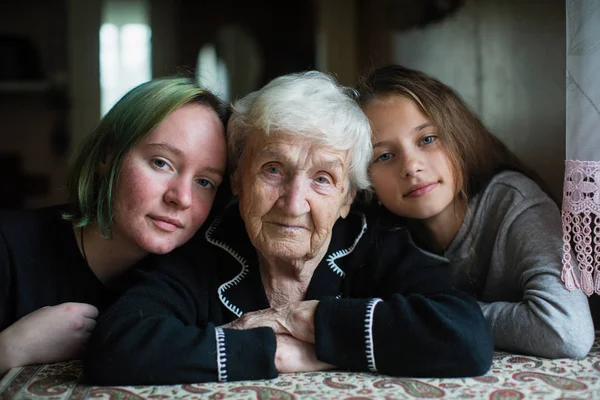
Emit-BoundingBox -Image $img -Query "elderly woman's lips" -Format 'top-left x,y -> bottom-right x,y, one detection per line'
268,222 -> 307,231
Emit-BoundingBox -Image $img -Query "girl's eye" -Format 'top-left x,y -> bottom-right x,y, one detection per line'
196,178 -> 214,189
374,153 -> 393,163
152,159 -> 169,169
421,135 -> 437,145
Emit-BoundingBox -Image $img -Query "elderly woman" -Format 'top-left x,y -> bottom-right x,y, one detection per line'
84,71 -> 493,385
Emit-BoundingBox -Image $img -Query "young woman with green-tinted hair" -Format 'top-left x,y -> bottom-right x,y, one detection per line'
0,76 -> 230,375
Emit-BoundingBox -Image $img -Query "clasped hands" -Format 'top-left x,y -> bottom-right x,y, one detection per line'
220,300 -> 333,373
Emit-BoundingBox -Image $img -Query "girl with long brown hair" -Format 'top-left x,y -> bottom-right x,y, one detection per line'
357,64 -> 593,359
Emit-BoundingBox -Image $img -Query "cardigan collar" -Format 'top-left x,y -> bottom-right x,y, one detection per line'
204,205 -> 368,318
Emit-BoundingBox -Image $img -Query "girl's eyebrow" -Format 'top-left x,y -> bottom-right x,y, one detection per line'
372,122 -> 434,149
415,122 -> 434,131
372,140 -> 392,149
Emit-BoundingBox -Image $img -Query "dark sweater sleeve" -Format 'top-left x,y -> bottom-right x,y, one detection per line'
314,229 -> 493,378
83,250 -> 277,385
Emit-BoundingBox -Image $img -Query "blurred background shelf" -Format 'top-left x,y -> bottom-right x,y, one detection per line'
0,80 -> 54,93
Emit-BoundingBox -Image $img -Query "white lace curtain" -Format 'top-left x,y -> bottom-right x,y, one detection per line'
562,0 -> 600,295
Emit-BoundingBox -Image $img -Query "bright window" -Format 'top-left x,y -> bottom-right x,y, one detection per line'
197,43 -> 230,102
100,0 -> 151,116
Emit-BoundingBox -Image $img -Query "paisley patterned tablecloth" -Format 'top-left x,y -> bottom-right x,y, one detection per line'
2,334 -> 599,399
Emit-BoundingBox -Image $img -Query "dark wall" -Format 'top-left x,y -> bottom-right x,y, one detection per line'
0,0 -> 70,209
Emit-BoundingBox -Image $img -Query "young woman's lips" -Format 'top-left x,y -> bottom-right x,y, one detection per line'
404,183 -> 438,198
150,216 -> 183,232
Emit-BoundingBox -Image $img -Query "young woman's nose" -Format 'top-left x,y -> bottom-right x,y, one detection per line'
164,178 -> 192,209
277,176 -> 310,216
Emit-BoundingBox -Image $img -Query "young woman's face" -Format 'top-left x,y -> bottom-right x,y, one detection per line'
364,95 -> 459,223
111,103 -> 227,255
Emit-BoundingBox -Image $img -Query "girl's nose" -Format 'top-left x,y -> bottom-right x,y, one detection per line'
400,153 -> 424,177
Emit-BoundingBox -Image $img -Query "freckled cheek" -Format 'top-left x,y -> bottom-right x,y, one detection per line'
117,168 -> 154,213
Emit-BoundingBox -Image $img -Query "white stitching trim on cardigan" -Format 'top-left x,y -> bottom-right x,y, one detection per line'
215,327 -> 227,382
364,298 -> 383,373
205,218 -> 249,317
325,213 -> 368,277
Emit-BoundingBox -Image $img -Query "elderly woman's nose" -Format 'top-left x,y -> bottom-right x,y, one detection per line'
277,178 -> 310,216
164,178 -> 193,209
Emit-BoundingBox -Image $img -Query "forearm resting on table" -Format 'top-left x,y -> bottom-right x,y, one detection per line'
480,299 -> 595,359
0,303 -> 98,376
0,329 -> 16,375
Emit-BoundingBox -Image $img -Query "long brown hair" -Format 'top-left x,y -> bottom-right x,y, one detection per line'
356,64 -> 551,204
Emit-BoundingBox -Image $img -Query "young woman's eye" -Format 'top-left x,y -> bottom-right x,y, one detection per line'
196,178 -> 214,189
152,158 -> 170,170
421,135 -> 437,145
374,153 -> 393,163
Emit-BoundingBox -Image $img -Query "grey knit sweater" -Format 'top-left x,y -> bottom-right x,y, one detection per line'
416,171 -> 594,358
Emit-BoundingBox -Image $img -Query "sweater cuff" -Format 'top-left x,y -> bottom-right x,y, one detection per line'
217,327 -> 278,382
314,297 -> 382,372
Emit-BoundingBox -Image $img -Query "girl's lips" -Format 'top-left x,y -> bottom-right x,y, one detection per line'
404,182 -> 438,197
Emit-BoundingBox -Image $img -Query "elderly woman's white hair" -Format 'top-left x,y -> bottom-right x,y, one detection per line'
227,71 -> 372,191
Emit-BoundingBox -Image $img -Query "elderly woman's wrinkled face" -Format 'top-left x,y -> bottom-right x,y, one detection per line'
232,131 -> 354,262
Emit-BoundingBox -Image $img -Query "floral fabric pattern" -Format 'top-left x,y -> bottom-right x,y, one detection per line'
2,333 -> 599,399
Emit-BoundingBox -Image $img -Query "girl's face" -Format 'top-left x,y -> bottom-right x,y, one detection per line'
111,103 -> 227,255
364,95 -> 459,224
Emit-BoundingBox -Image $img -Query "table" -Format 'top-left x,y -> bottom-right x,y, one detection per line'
1,334 -> 599,399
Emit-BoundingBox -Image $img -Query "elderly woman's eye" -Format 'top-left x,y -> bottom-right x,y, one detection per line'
315,175 -> 331,185
374,153 -> 393,163
264,165 -> 280,174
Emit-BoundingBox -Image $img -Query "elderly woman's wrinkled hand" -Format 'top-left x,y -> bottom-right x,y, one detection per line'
221,300 -> 319,343
220,307 -> 284,334
274,334 -> 334,373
